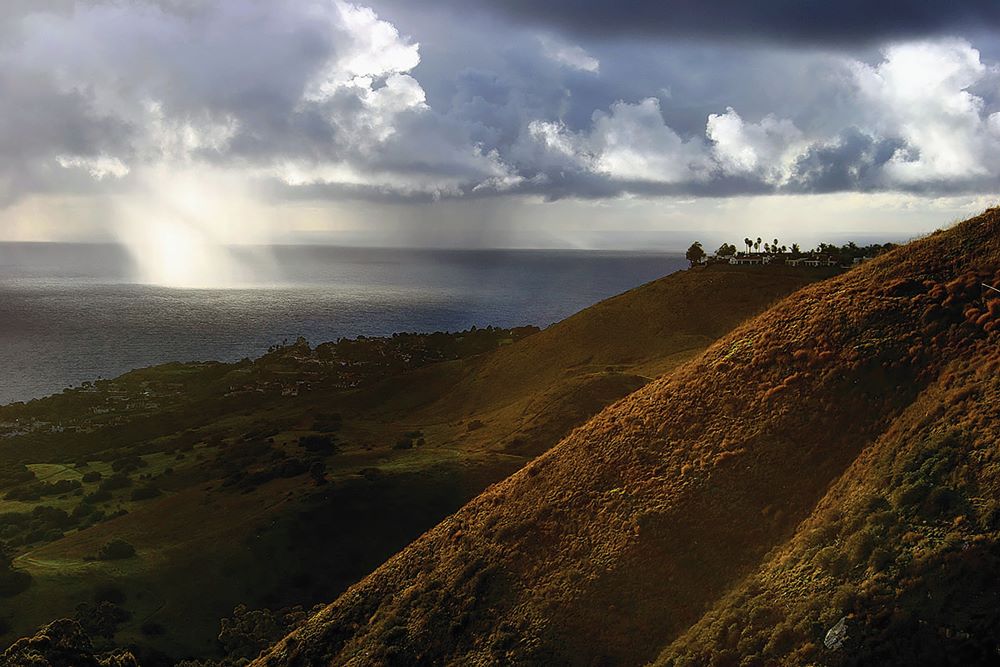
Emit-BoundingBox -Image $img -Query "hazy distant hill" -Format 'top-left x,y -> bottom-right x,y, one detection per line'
254,210 -> 1000,666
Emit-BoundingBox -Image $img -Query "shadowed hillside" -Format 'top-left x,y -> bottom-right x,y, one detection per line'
0,264 -> 822,663
381,263 -> 830,459
253,209 -> 1000,666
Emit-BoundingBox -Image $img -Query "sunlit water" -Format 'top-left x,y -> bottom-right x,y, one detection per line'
0,243 -> 685,404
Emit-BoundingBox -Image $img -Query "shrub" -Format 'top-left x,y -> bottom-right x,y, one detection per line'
93,583 -> 126,604
32,506 -> 72,529
82,489 -> 113,504
47,479 -> 82,495
0,569 -> 32,597
130,485 -> 161,501
97,539 -> 136,561
0,464 -> 36,489
299,435 -> 337,453
111,456 -> 147,473
99,474 -> 132,492
140,620 -> 165,637
74,601 -> 131,640
313,413 -> 343,433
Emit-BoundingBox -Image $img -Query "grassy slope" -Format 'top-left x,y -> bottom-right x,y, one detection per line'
658,337 -> 1000,666
253,210 -> 1000,666
1,265 -> 822,661
385,264 -> 829,457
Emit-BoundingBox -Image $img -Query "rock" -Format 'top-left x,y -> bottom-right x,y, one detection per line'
824,615 -> 849,650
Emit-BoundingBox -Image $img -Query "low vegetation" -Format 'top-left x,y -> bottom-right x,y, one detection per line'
250,209 -> 1000,666
0,254 -> 838,662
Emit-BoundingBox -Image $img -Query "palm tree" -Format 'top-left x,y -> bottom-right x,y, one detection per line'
773,238 -> 779,252
744,237 -> 752,253
755,237 -> 762,253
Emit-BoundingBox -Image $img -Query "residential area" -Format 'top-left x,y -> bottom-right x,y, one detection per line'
685,237 -> 898,269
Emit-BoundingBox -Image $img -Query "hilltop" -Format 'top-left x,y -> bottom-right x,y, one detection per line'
0,262 -> 823,663
254,209 -> 1000,666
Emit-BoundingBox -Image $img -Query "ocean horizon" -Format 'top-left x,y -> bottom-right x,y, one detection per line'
0,242 -> 685,404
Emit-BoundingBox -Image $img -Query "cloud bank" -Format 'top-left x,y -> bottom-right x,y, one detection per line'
0,0 -> 998,214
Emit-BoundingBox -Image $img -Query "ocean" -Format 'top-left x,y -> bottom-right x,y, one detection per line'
0,243 -> 685,405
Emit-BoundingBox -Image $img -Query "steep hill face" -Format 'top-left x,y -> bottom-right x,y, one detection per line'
0,264 -> 821,661
393,264 -> 828,459
254,210 -> 1000,666
658,331 -> 1000,666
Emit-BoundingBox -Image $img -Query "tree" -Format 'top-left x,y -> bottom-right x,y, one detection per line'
97,539 -> 136,561
744,237 -> 752,253
791,243 -> 801,255
0,542 -> 31,598
716,243 -> 736,257
755,237 -> 762,252
685,242 -> 706,267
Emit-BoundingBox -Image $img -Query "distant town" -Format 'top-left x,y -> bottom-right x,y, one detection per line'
685,237 -> 898,268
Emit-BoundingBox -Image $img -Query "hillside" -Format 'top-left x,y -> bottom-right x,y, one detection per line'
253,209 -> 1000,666
408,264 -> 829,458
0,264 -> 822,663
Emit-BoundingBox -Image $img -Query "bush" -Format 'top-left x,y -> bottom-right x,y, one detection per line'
130,485 -> 161,501
74,601 -> 131,640
313,413 -> 343,433
99,474 -> 132,492
111,456 -> 147,473
0,569 -> 31,597
140,620 -> 165,637
93,583 -> 126,604
48,479 -> 82,495
82,489 -> 113,504
299,435 -> 337,453
97,539 -> 136,561
32,506 -> 72,529
0,464 -> 35,490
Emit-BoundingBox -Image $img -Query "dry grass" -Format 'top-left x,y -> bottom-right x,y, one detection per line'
253,210 -> 1000,666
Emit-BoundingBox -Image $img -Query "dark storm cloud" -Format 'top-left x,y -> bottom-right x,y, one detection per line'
785,129 -> 903,193
406,0 -> 1000,44
1,0 -> 999,211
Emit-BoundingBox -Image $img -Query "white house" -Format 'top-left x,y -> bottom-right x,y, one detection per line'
729,254 -> 771,265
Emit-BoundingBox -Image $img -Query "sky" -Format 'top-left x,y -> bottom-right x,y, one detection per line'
1,0 -> 999,253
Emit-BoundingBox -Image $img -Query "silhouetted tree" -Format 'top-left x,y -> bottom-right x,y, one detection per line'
0,542 -> 31,597
716,243 -> 737,257
685,242 -> 706,267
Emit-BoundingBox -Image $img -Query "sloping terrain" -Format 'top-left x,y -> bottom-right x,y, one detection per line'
658,325 -> 1000,666
379,263 -> 829,459
0,264 -> 821,663
253,209 -> 1000,666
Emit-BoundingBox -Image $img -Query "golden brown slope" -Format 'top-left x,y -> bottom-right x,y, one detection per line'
377,264 -> 829,458
657,319 -> 1000,666
253,209 -> 1000,666
0,263 -> 821,661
